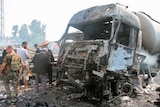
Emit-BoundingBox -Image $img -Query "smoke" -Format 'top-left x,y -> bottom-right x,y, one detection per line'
140,49 -> 159,67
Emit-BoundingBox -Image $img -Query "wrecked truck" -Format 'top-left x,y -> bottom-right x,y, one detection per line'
56,3 -> 160,102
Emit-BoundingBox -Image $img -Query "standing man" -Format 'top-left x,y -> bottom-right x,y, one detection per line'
0,46 -> 24,103
16,41 -> 30,91
34,43 -> 41,53
32,48 -> 50,94
42,41 -> 54,86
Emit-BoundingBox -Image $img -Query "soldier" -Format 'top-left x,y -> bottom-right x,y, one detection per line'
0,46 -> 24,103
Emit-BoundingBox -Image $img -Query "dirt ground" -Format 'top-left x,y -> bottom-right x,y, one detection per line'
0,76 -> 160,107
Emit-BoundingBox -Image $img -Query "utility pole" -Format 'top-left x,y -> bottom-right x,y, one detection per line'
0,0 -> 4,38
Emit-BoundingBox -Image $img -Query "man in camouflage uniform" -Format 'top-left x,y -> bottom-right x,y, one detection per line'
0,46 -> 24,103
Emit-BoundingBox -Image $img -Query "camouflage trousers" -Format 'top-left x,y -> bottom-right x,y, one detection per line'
3,71 -> 19,98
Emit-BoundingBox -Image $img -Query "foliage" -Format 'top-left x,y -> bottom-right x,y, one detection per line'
29,19 -> 46,45
12,25 -> 18,37
19,24 -> 30,41
10,19 -> 46,47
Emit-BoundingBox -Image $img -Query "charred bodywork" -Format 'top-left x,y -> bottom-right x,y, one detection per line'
57,4 -> 142,102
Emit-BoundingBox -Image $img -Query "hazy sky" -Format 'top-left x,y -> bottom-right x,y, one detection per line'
4,0 -> 160,41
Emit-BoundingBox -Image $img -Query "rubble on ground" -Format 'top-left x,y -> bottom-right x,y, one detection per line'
1,73 -> 160,107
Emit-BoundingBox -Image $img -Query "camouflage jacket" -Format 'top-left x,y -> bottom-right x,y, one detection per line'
3,52 -> 22,73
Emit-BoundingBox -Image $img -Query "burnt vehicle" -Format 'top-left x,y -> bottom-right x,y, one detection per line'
56,3 -> 160,102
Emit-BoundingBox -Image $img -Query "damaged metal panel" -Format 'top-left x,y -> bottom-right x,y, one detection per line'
95,41 -> 109,66
69,4 -> 140,30
61,40 -> 109,76
107,44 -> 134,73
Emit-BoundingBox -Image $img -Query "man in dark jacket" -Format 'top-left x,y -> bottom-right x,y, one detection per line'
34,44 -> 41,53
41,41 -> 54,86
32,48 -> 49,94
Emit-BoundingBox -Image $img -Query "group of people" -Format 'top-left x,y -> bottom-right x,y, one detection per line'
0,41 -> 55,103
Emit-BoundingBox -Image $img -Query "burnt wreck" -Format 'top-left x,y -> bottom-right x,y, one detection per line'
56,3 -> 160,103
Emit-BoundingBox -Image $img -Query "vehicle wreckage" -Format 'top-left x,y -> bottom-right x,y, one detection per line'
56,3 -> 160,102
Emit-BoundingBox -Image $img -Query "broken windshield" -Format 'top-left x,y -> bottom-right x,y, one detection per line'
67,17 -> 113,41
114,21 -> 138,48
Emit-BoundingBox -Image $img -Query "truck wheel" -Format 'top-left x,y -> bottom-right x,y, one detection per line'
116,80 -> 133,96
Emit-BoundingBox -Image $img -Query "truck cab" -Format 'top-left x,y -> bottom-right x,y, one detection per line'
57,3 -> 142,101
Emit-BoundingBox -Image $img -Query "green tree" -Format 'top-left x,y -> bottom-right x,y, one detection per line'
12,25 -> 18,37
29,19 -> 46,44
19,24 -> 30,41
